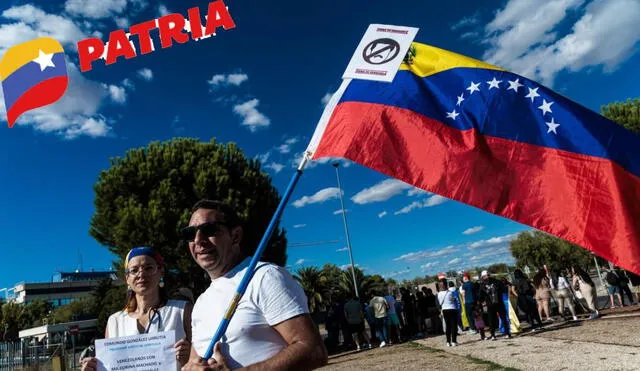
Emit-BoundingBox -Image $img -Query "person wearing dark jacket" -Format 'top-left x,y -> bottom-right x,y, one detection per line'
478,271 -> 511,340
512,269 -> 543,331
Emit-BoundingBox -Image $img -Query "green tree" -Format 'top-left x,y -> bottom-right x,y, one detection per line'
97,286 -> 128,337
89,138 -> 288,296
340,267 -> 386,300
294,267 -> 328,313
510,230 -> 593,272
601,98 -> 640,134
320,264 -> 347,302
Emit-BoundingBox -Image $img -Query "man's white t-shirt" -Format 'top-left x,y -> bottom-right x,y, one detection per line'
191,257 -> 309,369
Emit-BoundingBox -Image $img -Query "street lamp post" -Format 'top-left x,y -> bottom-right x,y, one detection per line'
333,162 -> 359,298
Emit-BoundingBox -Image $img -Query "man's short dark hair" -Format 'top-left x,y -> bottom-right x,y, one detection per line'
191,199 -> 241,227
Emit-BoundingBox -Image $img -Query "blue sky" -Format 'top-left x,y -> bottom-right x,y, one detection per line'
1,0 -> 639,289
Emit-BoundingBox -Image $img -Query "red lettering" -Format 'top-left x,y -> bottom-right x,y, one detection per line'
158,14 -> 188,49
187,6 -> 204,40
106,30 -> 137,65
129,19 -> 157,55
77,38 -> 104,72
204,0 -> 236,37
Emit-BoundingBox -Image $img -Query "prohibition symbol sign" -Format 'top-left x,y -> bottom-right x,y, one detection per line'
362,38 -> 401,65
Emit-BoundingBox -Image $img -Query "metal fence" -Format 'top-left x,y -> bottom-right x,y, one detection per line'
0,342 -> 77,371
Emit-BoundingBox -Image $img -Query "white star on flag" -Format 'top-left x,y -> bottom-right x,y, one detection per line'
525,87 -> 540,102
466,82 -> 480,94
507,79 -> 523,92
487,77 -> 502,89
456,94 -> 464,106
32,50 -> 55,71
546,117 -> 560,134
538,99 -> 554,115
446,109 -> 460,120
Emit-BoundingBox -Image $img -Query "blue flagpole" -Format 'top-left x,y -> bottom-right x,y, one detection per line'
203,153 -> 310,360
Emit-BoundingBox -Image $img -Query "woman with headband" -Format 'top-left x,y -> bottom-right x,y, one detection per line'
80,247 -> 193,371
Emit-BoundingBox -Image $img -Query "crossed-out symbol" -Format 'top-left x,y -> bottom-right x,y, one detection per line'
362,38 -> 400,65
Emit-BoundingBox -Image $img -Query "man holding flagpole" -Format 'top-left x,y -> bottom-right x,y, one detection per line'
181,200 -> 327,370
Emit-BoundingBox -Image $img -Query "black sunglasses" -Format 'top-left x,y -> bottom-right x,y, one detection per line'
181,221 -> 226,242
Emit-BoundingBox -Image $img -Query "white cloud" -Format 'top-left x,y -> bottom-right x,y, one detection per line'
0,5 -> 88,54
122,78 -> 135,89
448,258 -> 462,265
277,137 -> 299,154
158,4 -> 170,17
340,264 -> 361,271
137,68 -> 153,81
321,92 -> 332,106
378,211 -> 388,218
351,179 -> 414,204
333,209 -> 348,215
232,99 -> 270,132
292,187 -> 342,208
265,162 -> 285,173
420,262 -> 438,270
106,84 -> 126,104
384,269 -> 411,279
256,152 -> 270,164
394,245 -> 459,263
115,17 -> 130,28
451,12 -> 480,30
463,226 -> 485,235
293,224 -> 306,229
208,73 -> 249,87
64,0 -> 128,19
407,187 -> 430,197
294,259 -> 309,265
336,247 -> 349,252
482,0 -> 640,86
468,233 -> 519,249
393,195 -> 448,215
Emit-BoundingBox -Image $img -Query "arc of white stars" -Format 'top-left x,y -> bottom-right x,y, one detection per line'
546,117 -> 560,134
507,78 -> 523,92
538,99 -> 554,115
466,82 -> 480,95
487,77 -> 502,89
446,109 -> 460,120
456,94 -> 464,106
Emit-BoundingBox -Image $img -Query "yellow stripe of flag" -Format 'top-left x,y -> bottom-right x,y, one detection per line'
0,37 -> 65,81
400,42 -> 505,78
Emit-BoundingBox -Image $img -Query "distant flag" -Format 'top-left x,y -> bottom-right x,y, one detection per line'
0,37 -> 69,128
306,41 -> 640,275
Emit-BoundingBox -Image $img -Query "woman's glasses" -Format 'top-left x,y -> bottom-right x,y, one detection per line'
125,264 -> 159,276
180,221 -> 226,242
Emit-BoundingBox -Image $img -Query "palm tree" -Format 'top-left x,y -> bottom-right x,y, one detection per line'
294,267 -> 328,313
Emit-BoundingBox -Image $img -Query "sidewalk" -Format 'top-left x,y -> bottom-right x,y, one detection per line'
416,313 -> 640,371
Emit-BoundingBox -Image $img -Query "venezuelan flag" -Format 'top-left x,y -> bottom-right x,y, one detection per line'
307,42 -> 640,275
0,37 -> 68,128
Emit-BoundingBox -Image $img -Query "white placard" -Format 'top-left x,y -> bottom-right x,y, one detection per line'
95,330 -> 177,371
342,24 -> 419,82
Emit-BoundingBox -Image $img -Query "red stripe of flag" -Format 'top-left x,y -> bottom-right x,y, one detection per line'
7,76 -> 69,128
313,101 -> 640,274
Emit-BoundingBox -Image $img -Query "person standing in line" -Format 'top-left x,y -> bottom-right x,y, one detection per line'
550,269 -> 578,321
478,271 -> 512,340
369,292 -> 390,347
437,281 -> 460,347
613,266 -> 636,306
459,273 -> 478,334
532,269 -> 553,322
602,267 -> 625,309
511,269 -> 543,331
384,292 -> 402,344
343,296 -> 372,351
572,266 -> 599,319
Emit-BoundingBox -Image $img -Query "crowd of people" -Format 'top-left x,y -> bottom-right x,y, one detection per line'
323,265 -> 640,352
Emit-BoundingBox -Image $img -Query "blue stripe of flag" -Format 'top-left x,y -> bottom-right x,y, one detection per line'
339,69 -> 640,178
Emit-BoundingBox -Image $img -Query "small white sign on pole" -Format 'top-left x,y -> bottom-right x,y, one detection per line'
342,24 -> 419,83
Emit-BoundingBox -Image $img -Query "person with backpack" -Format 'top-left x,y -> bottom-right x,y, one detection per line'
511,269 -> 543,331
478,271 -> 511,340
602,267 -> 624,308
550,270 -> 578,321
